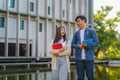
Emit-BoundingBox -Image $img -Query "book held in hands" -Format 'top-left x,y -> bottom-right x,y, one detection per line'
52,43 -> 63,50
82,38 -> 93,44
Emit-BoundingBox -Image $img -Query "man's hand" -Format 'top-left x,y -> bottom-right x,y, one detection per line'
81,43 -> 87,48
78,43 -> 87,49
78,44 -> 83,49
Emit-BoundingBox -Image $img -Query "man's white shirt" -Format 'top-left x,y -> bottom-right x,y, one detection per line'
80,29 -> 86,59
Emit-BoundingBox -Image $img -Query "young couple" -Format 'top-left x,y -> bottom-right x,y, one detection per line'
49,15 -> 99,80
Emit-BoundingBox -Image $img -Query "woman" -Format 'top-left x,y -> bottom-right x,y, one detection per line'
49,26 -> 71,80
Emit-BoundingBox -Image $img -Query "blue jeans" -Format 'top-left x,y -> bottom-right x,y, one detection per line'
76,60 -> 94,80
53,57 -> 68,80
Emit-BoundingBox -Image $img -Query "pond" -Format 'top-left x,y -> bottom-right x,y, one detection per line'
0,64 -> 120,80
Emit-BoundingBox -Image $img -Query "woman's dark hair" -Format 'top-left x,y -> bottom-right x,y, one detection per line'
53,26 -> 67,44
75,15 -> 87,23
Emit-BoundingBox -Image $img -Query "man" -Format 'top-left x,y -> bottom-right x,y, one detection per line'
71,15 -> 98,80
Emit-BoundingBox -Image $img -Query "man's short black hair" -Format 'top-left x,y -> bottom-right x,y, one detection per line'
75,15 -> 87,23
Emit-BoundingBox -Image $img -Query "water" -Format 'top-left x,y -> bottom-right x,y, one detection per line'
0,64 -> 120,80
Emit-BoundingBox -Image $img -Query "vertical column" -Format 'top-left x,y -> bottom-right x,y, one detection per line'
44,0 -> 48,57
66,0 -> 70,21
15,75 -> 19,80
4,0 -> 9,57
35,19 -> 39,57
35,0 -> 39,57
53,20 -> 56,38
84,0 -> 88,20
79,0 -> 84,15
25,75 -> 29,80
59,0 -> 62,20
52,0 -> 56,38
17,0 -> 19,12
16,14 -> 20,57
45,0 -> 47,17
6,0 -> 8,10
4,12 -> 9,57
44,73 -> 47,80
27,0 -> 30,14
44,19 -> 47,57
26,0 -> 30,57
26,16 -> 30,57
52,0 -> 55,18
60,0 -> 63,25
73,0 -> 76,21
88,0 -> 93,28
67,23 -> 70,39
66,0 -> 70,39
16,0 -> 20,57
35,74 -> 39,80
4,76 -> 7,80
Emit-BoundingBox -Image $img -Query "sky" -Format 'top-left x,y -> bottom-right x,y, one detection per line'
94,0 -> 120,33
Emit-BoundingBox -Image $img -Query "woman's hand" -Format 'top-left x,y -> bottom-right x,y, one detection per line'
54,53 -> 59,57
59,48 -> 65,52
53,48 -> 65,57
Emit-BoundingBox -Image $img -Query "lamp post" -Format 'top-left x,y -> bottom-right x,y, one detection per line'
88,0 -> 94,28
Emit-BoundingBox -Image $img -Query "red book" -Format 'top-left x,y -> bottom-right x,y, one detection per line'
52,43 -> 63,49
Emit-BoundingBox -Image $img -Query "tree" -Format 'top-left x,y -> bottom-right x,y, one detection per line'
94,6 -> 120,59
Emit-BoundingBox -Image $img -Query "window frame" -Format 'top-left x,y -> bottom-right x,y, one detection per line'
48,6 -> 50,15
30,2 -> 34,12
39,23 -> 42,32
9,0 -> 15,8
20,20 -> 24,30
0,17 -> 5,28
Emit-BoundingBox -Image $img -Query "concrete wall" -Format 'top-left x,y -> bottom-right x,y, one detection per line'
38,0 -> 45,16
38,19 -> 45,57
19,0 -> 27,13
0,0 -> 6,10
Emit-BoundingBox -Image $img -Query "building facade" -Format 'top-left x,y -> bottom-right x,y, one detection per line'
0,0 -> 93,58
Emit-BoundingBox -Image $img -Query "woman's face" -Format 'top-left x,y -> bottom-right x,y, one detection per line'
60,27 -> 65,36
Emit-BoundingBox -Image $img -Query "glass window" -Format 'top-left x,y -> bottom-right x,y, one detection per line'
19,44 -> 26,56
30,2 -> 34,12
20,20 -> 24,30
0,43 -> 4,56
39,23 -> 42,32
8,0 -> 15,8
48,6 -> 50,15
0,17 -> 4,28
8,43 -> 15,56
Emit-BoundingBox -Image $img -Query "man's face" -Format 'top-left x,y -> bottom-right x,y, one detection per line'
76,18 -> 85,29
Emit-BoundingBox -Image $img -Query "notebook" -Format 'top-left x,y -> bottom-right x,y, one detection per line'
82,38 -> 93,44
52,43 -> 63,49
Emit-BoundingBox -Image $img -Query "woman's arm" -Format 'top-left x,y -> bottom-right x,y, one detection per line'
58,40 -> 71,56
49,40 -> 59,54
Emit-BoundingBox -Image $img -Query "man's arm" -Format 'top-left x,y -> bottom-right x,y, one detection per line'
71,32 -> 80,49
86,29 -> 99,48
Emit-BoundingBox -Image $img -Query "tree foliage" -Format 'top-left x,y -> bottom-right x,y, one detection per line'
94,6 -> 120,60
